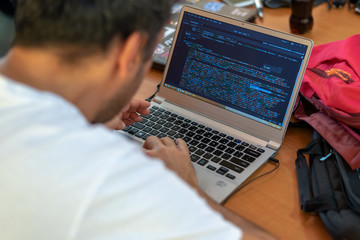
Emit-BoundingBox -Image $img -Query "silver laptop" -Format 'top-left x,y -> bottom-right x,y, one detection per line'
120,6 -> 313,203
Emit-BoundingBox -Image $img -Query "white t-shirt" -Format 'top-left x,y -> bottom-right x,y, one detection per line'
0,75 -> 242,240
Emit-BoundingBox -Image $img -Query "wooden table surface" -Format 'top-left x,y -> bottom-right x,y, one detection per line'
136,3 -> 360,239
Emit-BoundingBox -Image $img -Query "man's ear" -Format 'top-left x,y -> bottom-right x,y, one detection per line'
116,32 -> 147,80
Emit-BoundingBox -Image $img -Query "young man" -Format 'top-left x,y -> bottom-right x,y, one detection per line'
0,1 -> 274,239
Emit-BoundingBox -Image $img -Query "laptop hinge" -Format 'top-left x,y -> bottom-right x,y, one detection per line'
153,96 -> 165,104
267,140 -> 281,151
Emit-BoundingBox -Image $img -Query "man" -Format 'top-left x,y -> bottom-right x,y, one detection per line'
0,1 -> 275,239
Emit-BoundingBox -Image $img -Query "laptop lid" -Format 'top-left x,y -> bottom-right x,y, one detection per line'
157,6 -> 313,150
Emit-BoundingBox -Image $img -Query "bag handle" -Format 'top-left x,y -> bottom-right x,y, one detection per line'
295,131 -> 338,212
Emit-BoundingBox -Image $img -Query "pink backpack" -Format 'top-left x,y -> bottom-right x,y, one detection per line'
294,34 -> 360,169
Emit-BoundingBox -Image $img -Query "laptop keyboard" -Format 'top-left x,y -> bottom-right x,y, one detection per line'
121,106 -> 265,181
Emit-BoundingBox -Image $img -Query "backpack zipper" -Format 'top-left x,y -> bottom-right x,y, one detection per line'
320,149 -> 334,161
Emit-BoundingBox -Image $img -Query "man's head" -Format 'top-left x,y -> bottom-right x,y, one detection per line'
8,0 -> 172,123
14,0 -> 172,61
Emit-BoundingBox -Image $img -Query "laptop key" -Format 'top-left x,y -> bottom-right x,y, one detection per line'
227,142 -> 237,148
211,156 -> 222,163
241,142 -> 250,147
159,127 -> 169,133
249,145 -> 257,150
197,159 -> 209,166
153,124 -> 162,130
201,138 -> 211,144
167,117 -> 176,122
188,126 -> 198,131
150,116 -> 159,122
209,141 -> 219,147
150,130 -> 159,135
216,167 -> 229,175
205,146 -> 215,153
186,132 -> 196,137
188,146 -> 197,152
219,139 -> 229,144
198,143 -> 207,149
174,134 -> 184,139
217,144 -> 227,150
211,135 -> 221,141
196,129 -> 206,134
179,129 -> 187,134
225,148 -> 235,154
157,133 -> 167,138
128,128 -> 139,135
230,157 -> 250,168
164,122 -> 173,128
257,148 -> 265,153
191,154 -> 200,162
235,145 -> 245,151
204,132 -> 213,138
174,120 -> 183,125
195,149 -> 205,156
234,151 -> 244,158
203,153 -> 213,160
183,137 -> 192,142
242,154 -> 256,163
221,153 -> 232,160
189,140 -> 199,146
145,121 -> 155,127
159,114 -> 168,119
220,160 -> 244,173
244,148 -> 261,158
207,165 -> 216,171
193,135 -> 203,140
226,173 -> 236,180
171,125 -> 180,131
213,150 -> 223,156
135,131 -> 146,138
167,130 -> 177,136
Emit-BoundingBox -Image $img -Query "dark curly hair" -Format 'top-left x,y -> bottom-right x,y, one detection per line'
14,0 -> 173,60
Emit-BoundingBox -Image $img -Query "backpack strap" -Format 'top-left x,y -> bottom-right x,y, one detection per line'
295,131 -> 338,212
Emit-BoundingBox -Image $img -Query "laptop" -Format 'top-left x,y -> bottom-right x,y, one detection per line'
119,6 -> 313,203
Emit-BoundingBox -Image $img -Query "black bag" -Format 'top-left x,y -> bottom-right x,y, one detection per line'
295,131 -> 360,240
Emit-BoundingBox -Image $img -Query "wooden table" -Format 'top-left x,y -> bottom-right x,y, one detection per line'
136,3 -> 359,239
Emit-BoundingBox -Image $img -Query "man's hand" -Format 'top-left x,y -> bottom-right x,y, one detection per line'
143,136 -> 198,187
105,99 -> 150,130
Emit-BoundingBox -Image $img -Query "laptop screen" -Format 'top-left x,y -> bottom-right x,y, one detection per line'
163,11 -> 309,130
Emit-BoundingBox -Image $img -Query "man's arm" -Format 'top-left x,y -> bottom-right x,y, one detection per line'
143,137 -> 277,240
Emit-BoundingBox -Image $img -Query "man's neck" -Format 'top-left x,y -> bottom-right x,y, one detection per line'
0,46 -> 114,122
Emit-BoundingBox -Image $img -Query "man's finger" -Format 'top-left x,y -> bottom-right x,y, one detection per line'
175,138 -> 189,153
160,137 -> 176,147
143,136 -> 161,150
